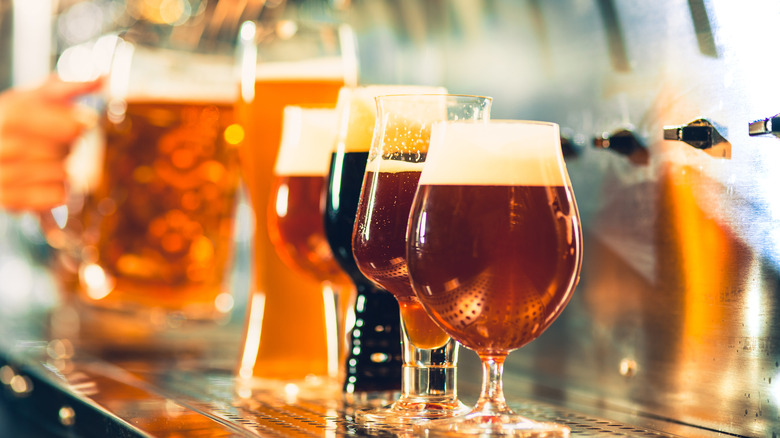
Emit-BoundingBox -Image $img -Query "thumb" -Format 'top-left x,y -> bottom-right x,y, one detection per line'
38,75 -> 104,102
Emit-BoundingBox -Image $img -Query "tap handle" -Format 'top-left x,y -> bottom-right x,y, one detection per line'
748,115 -> 780,137
593,129 -> 645,155
593,129 -> 648,164
663,118 -> 731,158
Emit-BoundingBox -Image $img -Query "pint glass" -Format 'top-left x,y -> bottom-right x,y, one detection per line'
44,36 -> 242,350
235,20 -> 358,381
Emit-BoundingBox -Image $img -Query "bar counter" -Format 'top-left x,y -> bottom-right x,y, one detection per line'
0,306 -> 725,438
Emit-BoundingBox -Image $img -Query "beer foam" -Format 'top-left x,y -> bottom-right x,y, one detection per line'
113,45 -> 238,103
419,121 -> 569,186
254,57 -> 347,80
368,158 -> 426,173
274,106 -> 339,176
335,85 -> 447,153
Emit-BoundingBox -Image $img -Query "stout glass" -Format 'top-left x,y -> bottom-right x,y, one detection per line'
267,105 -> 352,386
235,20 -> 358,381
352,94 -> 491,425
407,121 -> 583,436
324,85 -> 445,403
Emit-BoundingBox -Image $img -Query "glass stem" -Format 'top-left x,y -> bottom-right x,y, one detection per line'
472,354 -> 514,415
396,314 -> 459,407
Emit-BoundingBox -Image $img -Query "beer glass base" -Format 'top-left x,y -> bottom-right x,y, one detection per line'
343,390 -> 401,409
236,375 -> 341,401
355,398 -> 470,427
54,300 -> 229,357
414,413 -> 570,437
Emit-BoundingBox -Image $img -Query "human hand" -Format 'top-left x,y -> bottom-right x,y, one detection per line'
0,75 -> 102,212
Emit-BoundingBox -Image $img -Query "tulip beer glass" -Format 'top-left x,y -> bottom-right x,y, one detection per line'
407,121 -> 582,436
352,94 -> 491,424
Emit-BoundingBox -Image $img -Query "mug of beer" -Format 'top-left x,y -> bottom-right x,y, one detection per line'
43,35 -> 243,350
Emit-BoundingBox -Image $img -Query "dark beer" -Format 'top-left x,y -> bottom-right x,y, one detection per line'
269,175 -> 349,285
325,150 -> 403,393
407,184 -> 581,354
325,151 -> 372,280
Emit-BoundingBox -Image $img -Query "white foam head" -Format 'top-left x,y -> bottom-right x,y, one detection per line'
274,106 -> 338,176
110,43 -> 237,103
334,85 -> 447,153
255,57 -> 347,81
419,120 -> 568,186
366,94 -> 491,172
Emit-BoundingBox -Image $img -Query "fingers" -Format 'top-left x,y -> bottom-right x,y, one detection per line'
0,75 -> 101,212
1,100 -> 95,143
0,151 -> 70,212
0,181 -> 68,212
0,137 -> 71,163
38,74 -> 104,103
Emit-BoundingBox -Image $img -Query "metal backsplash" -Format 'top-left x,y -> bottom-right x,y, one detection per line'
343,0 -> 780,436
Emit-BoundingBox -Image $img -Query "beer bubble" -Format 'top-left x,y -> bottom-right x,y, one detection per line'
133,165 -> 155,183
201,161 -> 226,183
181,191 -> 200,210
161,232 -> 185,253
97,198 -> 117,216
223,124 -> 245,145
189,236 -> 214,263
171,148 -> 197,169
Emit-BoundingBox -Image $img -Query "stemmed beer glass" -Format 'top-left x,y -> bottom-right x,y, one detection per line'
407,121 -> 583,436
351,94 -> 492,425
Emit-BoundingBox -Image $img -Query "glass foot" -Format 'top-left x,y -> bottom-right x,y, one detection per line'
356,398 -> 470,427
414,413 -> 571,437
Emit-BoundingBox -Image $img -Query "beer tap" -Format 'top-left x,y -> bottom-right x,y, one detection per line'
663,118 -> 731,159
748,114 -> 780,138
560,130 -> 582,158
593,129 -> 648,165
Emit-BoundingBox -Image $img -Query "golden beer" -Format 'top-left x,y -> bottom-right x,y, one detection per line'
236,68 -> 348,379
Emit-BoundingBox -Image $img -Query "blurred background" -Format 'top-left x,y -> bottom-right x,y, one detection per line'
2,1 -> 780,436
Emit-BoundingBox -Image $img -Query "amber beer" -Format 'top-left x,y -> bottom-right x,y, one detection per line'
267,107 -> 348,285
236,56 -> 349,380
76,99 -> 241,314
352,166 -> 449,349
407,121 -> 583,354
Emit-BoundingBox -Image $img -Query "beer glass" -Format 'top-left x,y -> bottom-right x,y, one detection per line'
235,20 -> 357,381
352,94 -> 491,425
43,36 -> 242,349
324,85 -> 445,403
267,105 -> 352,385
407,121 -> 583,436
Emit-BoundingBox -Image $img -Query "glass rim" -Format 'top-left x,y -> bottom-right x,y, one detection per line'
434,119 -> 559,129
375,93 -> 492,101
